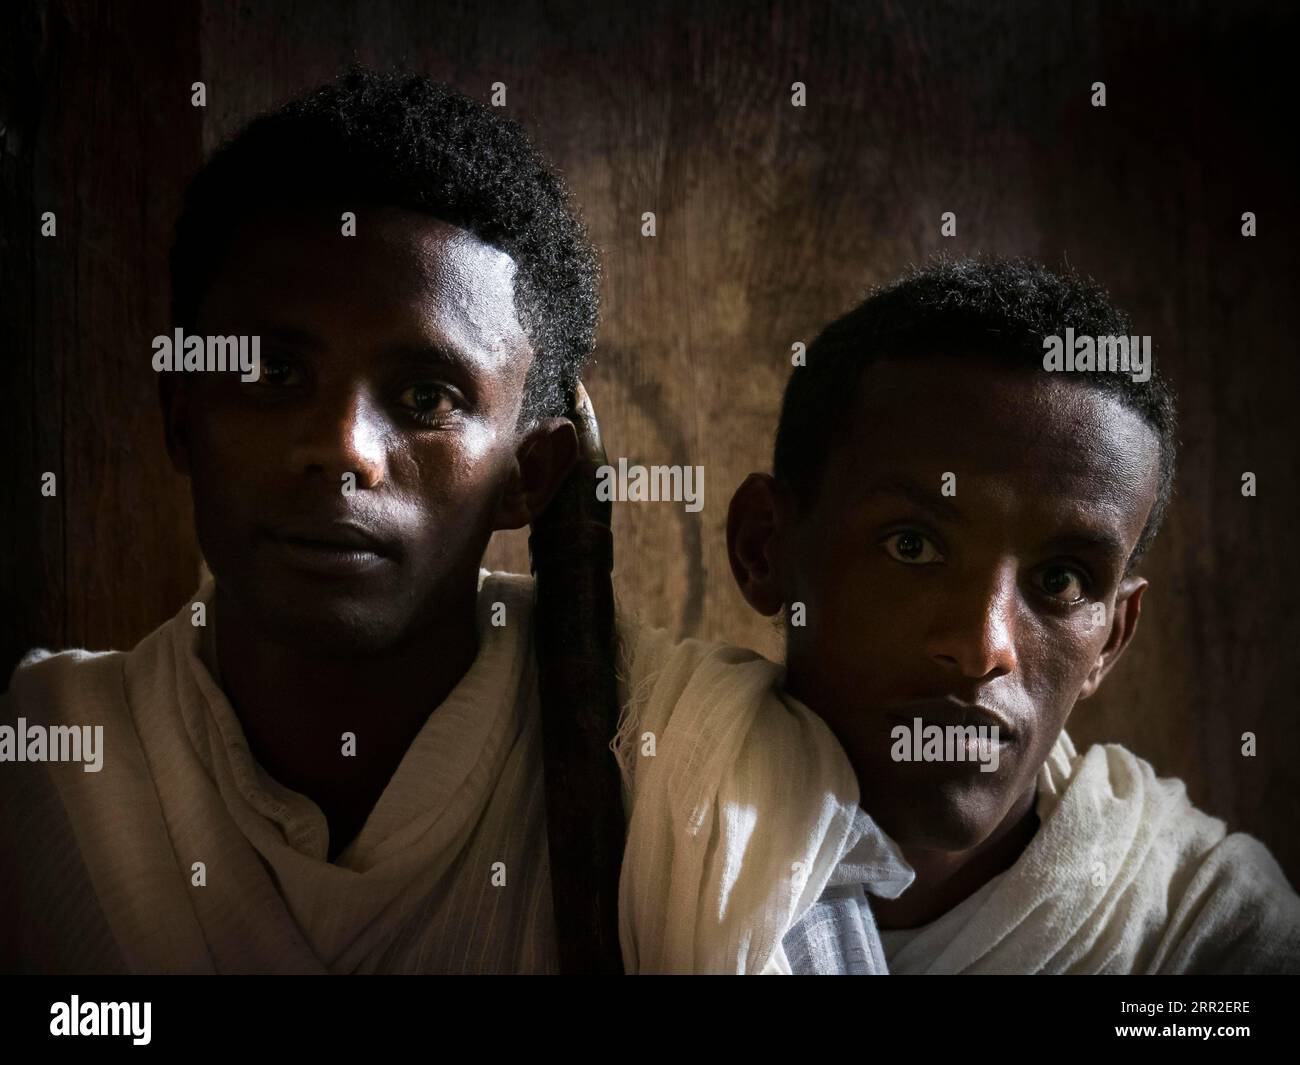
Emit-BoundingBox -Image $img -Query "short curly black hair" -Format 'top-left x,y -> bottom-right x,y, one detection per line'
169,67 -> 599,424
773,255 -> 1178,572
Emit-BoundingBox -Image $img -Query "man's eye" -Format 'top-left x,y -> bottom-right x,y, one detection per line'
879,530 -> 944,564
1039,566 -> 1088,603
398,383 -> 456,419
253,357 -> 301,386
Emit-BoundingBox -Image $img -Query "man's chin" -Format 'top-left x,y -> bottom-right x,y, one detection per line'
267,603 -> 411,656
218,577 -> 416,657
861,776 -> 1013,853
878,814 -> 997,854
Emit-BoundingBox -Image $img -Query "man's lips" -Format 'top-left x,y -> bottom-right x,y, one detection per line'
268,520 -> 396,556
262,520 -> 399,575
884,695 -> 1018,739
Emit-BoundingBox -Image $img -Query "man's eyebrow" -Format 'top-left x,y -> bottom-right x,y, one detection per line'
256,331 -> 481,374
380,342 -> 483,373
1042,529 -> 1128,561
261,325 -> 325,351
861,476 -> 963,521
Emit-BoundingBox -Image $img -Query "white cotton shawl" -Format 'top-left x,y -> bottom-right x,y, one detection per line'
612,622 -> 865,974
2,574 -> 867,974
3,573 -> 556,973
883,731 -> 1300,974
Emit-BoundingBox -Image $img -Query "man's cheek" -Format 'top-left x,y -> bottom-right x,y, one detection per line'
835,595 -> 915,661
430,420 -> 503,470
823,621 -> 901,704
1054,626 -> 1107,694
187,428 -> 261,495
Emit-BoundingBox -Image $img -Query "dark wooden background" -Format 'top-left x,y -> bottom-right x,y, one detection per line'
4,1 -> 1297,882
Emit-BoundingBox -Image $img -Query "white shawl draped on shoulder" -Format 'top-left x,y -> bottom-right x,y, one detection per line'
3,574 -> 554,973
885,731 -> 1300,974
2,575 -> 868,974
613,621 -> 865,974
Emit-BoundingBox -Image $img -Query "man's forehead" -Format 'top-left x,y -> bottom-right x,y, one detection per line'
832,355 -> 1160,531
199,206 -> 531,368
220,207 -> 515,301
365,210 -> 519,304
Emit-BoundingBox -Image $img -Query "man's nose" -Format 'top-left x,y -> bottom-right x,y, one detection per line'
925,562 -> 1020,680
288,386 -> 388,490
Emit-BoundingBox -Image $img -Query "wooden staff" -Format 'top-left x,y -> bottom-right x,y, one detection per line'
530,383 -> 626,974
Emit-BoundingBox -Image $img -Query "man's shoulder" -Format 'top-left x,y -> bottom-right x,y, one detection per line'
3,647 -> 138,790
612,611 -> 772,692
1058,738 -> 1300,972
2,623 -> 178,774
489,565 -> 764,681
1055,738 -> 1291,872
6,647 -> 129,718
4,586 -> 195,713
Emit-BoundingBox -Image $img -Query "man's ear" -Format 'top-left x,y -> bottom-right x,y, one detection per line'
1077,575 -> 1148,700
493,416 -> 579,531
159,374 -> 191,476
726,473 -> 788,616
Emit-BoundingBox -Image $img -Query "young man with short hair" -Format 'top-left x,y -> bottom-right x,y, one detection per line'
1,70 -> 867,974
729,257 -> 1300,973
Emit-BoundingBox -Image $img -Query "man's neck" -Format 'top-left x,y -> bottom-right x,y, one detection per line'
212,585 -> 481,861
871,784 -> 1040,930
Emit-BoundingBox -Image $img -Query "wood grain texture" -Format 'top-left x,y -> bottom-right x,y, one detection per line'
5,0 -> 1296,882
2,0 -> 202,671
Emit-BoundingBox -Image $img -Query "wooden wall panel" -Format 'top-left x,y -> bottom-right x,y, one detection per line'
1,1 -> 202,671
